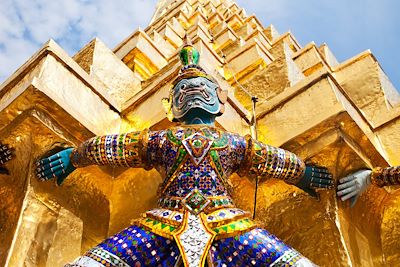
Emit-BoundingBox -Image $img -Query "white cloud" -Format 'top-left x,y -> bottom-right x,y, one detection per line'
0,0 -> 157,82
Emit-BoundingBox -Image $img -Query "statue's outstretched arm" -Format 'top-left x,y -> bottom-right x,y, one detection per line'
338,166 -> 400,207
370,166 -> 400,186
0,143 -> 14,175
238,136 -> 333,198
36,131 -> 150,185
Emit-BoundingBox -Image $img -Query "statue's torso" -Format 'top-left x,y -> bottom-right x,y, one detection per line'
135,126 -> 256,241
147,126 -> 247,198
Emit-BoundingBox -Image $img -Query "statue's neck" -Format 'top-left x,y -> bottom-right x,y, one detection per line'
182,116 -> 215,126
179,108 -> 217,126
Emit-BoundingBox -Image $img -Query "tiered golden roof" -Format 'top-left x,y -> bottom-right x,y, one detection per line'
0,0 -> 399,266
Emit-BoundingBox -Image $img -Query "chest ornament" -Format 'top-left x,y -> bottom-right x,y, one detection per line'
182,133 -> 213,166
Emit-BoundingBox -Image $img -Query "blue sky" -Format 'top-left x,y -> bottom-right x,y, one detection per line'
0,0 -> 398,89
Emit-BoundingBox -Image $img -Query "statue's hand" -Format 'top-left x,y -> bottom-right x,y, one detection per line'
0,143 -> 14,175
36,148 -> 76,185
296,166 -> 334,198
337,169 -> 371,207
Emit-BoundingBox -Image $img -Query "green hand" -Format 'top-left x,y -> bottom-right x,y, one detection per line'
36,148 -> 76,185
296,166 -> 334,198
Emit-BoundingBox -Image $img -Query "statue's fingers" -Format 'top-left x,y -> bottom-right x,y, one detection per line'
316,178 -> 333,186
310,166 -> 327,171
37,154 -> 62,168
0,155 -> 12,164
0,153 -> 12,162
0,151 -> 6,158
323,177 -> 334,185
337,185 -> 357,197
310,167 -> 326,175
36,164 -> 61,180
36,170 -> 50,181
40,172 -> 55,181
40,165 -> 65,179
312,172 -> 333,179
1,145 -> 12,154
310,182 -> 331,189
339,175 -> 355,184
310,176 -> 334,186
36,159 -> 64,173
322,173 -> 333,179
0,150 -> 9,160
341,190 -> 359,201
316,167 -> 330,174
337,179 -> 356,190
49,153 -> 63,162
37,172 -> 49,181
37,157 -> 51,166
36,162 -> 52,172
37,153 -> 62,165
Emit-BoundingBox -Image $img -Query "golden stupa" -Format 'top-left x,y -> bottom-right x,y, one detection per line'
0,0 -> 399,266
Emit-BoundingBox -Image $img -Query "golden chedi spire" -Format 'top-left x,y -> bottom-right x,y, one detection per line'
0,0 -> 399,266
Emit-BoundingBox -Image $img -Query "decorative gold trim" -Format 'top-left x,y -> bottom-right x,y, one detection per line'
214,224 -> 258,240
205,204 -> 236,213
134,221 -> 174,240
134,217 -> 179,239
173,212 -> 190,267
207,210 -> 252,229
143,212 -> 182,227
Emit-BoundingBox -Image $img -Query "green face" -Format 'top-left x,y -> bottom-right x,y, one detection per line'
172,77 -> 221,122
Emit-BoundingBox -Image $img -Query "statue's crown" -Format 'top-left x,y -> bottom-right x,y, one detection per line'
172,34 -> 216,86
179,34 -> 199,65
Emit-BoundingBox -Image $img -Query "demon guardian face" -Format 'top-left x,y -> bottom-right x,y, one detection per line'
162,35 -> 228,123
172,77 -> 221,120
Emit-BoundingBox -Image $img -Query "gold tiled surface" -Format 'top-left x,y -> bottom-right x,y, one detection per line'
0,0 -> 399,266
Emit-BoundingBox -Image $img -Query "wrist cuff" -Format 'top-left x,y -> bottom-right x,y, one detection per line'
370,167 -> 385,187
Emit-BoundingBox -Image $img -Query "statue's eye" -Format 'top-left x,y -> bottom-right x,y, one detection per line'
180,84 -> 187,90
200,82 -> 205,86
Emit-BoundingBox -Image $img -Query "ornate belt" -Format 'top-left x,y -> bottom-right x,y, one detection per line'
158,192 -> 234,213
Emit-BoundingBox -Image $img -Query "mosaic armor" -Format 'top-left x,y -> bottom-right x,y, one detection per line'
371,166 -> 400,187
66,126 -> 317,267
